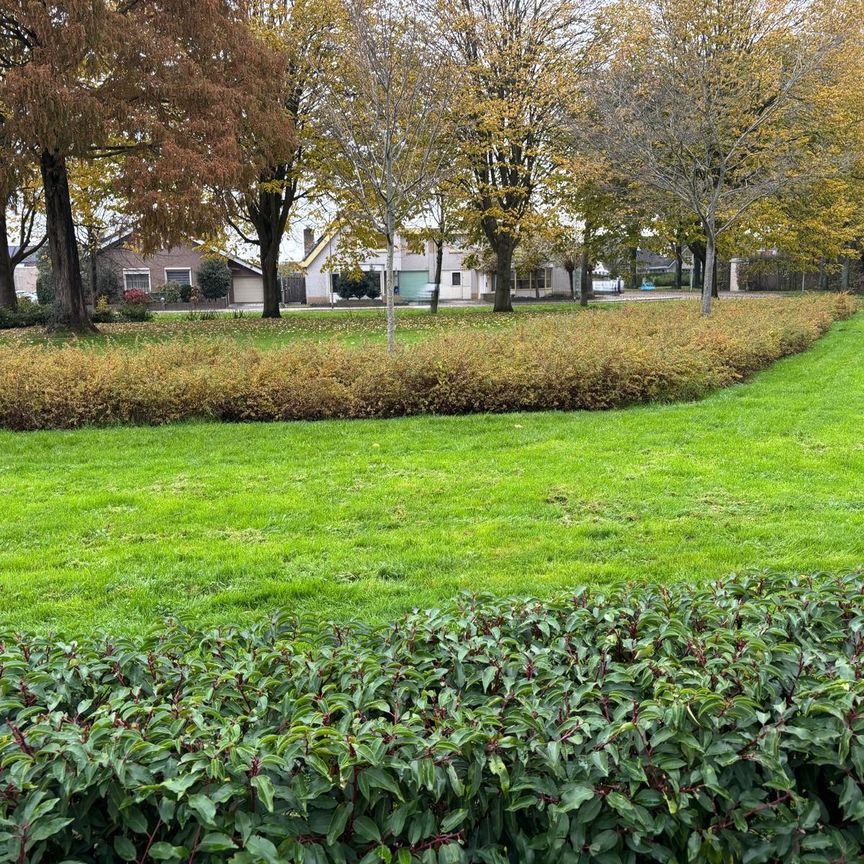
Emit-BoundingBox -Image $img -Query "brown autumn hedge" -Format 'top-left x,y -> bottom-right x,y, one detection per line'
0,295 -> 855,431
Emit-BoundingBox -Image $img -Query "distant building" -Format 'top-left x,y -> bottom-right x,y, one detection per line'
8,246 -> 40,298
298,228 -> 574,305
99,234 -> 264,303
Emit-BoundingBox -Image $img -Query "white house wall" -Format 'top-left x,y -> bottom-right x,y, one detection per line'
551,267 -> 572,296
14,264 -> 38,297
303,230 -> 577,304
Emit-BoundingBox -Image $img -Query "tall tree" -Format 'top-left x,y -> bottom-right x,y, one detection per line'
439,0 -> 593,312
223,0 -> 337,319
323,0 -> 455,352
594,0 -> 856,314
0,180 -> 44,309
0,0 -> 279,331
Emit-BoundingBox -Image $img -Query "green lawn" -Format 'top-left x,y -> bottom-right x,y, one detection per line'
0,302 -> 607,351
1,310 -> 863,635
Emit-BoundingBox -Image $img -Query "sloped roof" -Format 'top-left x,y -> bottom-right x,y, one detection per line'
8,245 -> 42,266
99,231 -> 262,275
637,249 -> 675,270
298,230 -> 338,270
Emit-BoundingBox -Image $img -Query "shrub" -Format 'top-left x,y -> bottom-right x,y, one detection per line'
0,295 -> 854,430
197,258 -> 232,301
90,307 -> 116,324
334,271 -> 382,300
160,281 -> 183,304
180,282 -> 193,303
2,572 -> 864,862
118,302 -> 152,322
123,288 -> 151,306
116,288 -> 153,322
0,297 -> 50,329
648,271 -> 681,288
89,295 -> 117,323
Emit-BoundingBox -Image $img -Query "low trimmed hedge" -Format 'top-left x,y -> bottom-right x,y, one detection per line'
0,295 -> 856,430
3,573 -> 864,862
0,301 -> 50,329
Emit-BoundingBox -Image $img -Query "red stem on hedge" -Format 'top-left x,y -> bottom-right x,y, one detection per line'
136,817 -> 163,864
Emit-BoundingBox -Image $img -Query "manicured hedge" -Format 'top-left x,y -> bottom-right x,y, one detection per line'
0,294 -> 855,430
3,573 -> 864,862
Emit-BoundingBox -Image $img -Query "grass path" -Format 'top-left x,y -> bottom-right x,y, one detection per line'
1,311 -> 863,634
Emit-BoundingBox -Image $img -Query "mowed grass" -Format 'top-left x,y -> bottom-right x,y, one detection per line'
1,309 -> 863,635
0,303 -> 606,351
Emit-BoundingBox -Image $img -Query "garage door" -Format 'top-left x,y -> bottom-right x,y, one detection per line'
398,271 -> 431,302
232,275 -> 263,304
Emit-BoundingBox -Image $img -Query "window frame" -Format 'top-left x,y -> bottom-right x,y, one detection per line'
123,269 -> 151,293
451,271 -> 462,287
164,267 -> 192,286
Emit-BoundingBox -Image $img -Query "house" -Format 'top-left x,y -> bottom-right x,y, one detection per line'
637,250 -> 680,275
299,228 -> 573,305
300,230 -> 480,304
8,246 -> 40,298
99,235 -> 265,304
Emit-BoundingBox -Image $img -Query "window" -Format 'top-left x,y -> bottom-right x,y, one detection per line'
451,271 -> 462,286
165,268 -> 192,286
514,268 -> 551,293
123,270 -> 151,292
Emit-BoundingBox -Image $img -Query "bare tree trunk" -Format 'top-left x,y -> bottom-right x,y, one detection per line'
257,210 -> 281,319
430,238 -> 443,314
702,231 -> 716,315
579,246 -> 591,307
86,226 -> 98,305
673,243 -> 683,291
493,236 -> 514,312
690,241 -> 705,291
628,246 -> 638,291
566,265 -> 575,300
711,252 -> 719,298
841,257 -> 850,292
818,259 -> 828,291
41,149 -> 95,332
385,206 -> 396,353
260,237 -> 281,319
0,208 -> 16,310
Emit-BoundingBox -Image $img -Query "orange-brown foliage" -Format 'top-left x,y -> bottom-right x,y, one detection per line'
0,295 -> 854,431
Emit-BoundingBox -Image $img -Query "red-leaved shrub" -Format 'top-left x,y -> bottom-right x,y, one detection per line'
122,288 -> 151,305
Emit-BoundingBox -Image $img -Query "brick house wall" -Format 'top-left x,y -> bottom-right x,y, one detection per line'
100,240 -> 264,302
100,243 -> 207,293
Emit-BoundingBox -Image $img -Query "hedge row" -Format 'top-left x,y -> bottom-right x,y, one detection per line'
3,573 -> 864,862
0,295 -> 855,430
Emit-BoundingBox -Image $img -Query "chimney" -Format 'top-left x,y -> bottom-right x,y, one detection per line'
303,228 -> 315,257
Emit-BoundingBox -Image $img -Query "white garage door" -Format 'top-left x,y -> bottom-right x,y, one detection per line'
232,275 -> 263,304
